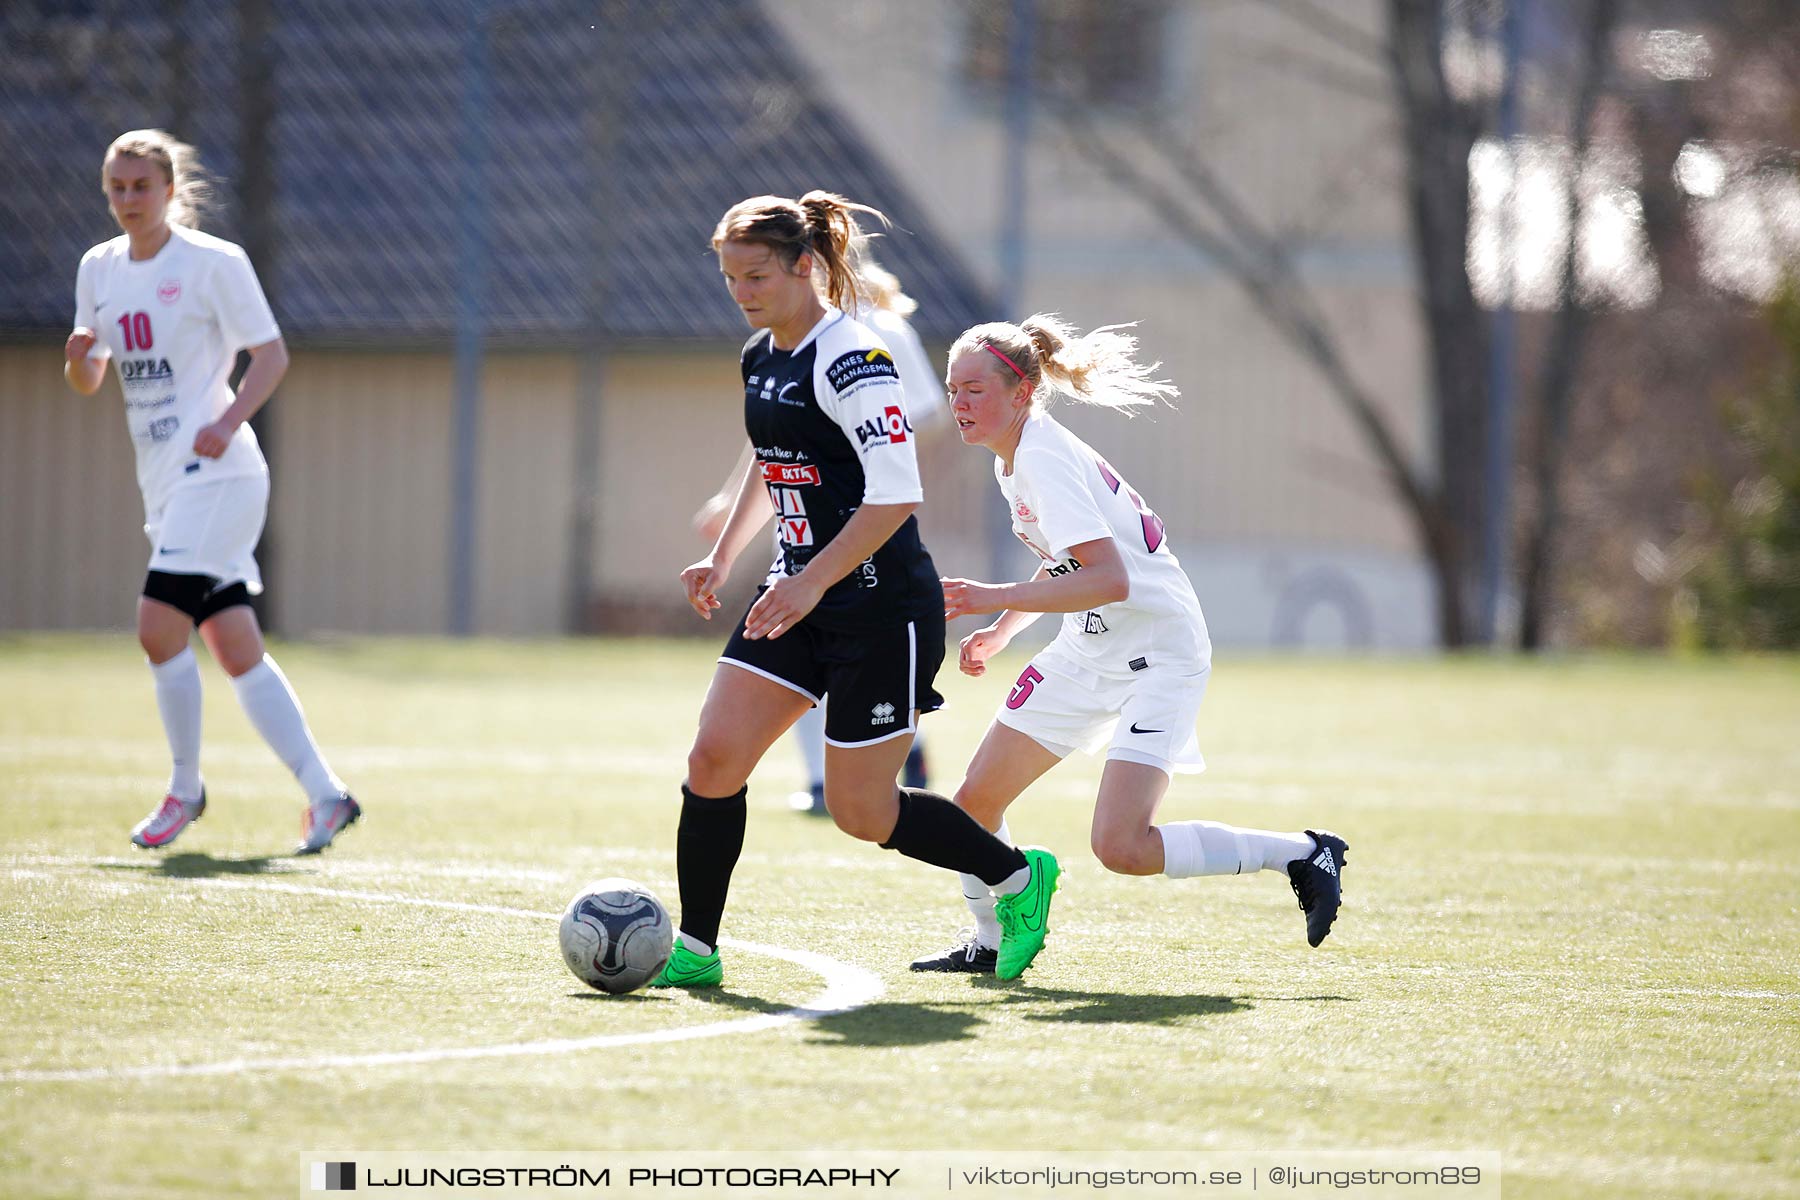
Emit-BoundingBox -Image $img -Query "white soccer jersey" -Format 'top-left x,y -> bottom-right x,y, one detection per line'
74,225 -> 277,513
997,408 -> 1211,675
860,305 -> 949,429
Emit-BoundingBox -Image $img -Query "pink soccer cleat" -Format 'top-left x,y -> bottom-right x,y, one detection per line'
130,790 -> 206,849
296,793 -> 361,855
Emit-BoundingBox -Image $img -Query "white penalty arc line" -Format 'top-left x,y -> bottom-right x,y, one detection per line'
1,877 -> 885,1084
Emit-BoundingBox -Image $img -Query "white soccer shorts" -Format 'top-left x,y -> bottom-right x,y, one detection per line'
992,640 -> 1208,775
142,473 -> 269,592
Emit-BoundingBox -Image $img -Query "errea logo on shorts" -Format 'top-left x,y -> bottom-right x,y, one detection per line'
870,702 -> 897,725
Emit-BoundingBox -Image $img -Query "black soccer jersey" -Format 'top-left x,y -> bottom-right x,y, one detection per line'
740,308 -> 941,630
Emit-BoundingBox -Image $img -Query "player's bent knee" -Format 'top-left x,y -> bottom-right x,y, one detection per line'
1091,828 -> 1160,876
824,788 -> 896,842
828,804 -> 889,842
136,617 -> 187,662
952,780 -> 1010,829
685,738 -> 751,796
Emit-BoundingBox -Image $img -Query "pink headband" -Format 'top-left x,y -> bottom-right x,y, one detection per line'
985,343 -> 1028,381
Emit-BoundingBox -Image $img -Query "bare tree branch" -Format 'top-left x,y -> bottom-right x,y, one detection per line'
1052,101 -> 1440,556
1244,0 -> 1392,66
1235,40 -> 1394,105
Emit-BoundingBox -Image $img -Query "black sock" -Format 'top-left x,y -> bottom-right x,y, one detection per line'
879,787 -> 1027,887
674,783 -> 747,950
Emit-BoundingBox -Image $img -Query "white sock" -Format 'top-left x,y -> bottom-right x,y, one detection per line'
792,704 -> 826,789
149,647 -> 204,802
961,818 -> 1012,949
1158,821 -> 1316,879
229,654 -> 346,804
677,931 -> 714,956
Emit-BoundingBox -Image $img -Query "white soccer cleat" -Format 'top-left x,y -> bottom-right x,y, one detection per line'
296,792 -> 361,856
130,790 -> 206,849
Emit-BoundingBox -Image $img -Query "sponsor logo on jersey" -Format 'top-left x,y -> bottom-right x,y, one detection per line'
777,380 -> 805,406
761,462 -> 821,486
147,415 -> 180,443
156,279 -> 182,305
1046,557 -> 1083,578
825,348 -> 900,394
1081,612 -> 1109,634
1013,499 -> 1037,523
772,487 -> 813,546
853,405 -> 914,449
119,357 -> 175,382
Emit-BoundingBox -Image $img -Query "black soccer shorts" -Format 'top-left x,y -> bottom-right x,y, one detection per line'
142,569 -> 255,626
720,593 -> 946,747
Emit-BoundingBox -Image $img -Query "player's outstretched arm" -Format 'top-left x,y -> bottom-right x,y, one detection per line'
954,563 -> 1052,676
945,536 -> 1128,618
692,443 -> 758,543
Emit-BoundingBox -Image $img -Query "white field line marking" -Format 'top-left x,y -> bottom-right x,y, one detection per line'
0,877 -> 884,1084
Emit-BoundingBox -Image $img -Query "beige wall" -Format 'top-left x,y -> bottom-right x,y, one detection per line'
265,351 -> 581,636
0,345 -> 147,630
1,341 -> 999,637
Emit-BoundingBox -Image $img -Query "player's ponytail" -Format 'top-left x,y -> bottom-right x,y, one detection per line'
103,129 -> 216,229
713,191 -> 891,314
950,313 -> 1178,415
850,250 -> 918,318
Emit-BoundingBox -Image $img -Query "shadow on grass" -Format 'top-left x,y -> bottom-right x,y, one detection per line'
94,852 -> 297,878
564,990 -> 679,1004
802,985 -> 1281,1047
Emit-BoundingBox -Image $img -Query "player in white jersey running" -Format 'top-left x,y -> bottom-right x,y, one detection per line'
691,249 -> 948,814
909,314 -> 1348,974
62,130 -> 359,856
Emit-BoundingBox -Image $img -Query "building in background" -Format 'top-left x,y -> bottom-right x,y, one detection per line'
0,0 -> 1436,647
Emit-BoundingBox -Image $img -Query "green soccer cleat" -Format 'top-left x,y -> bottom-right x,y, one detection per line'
992,847 -> 1061,980
648,940 -> 723,988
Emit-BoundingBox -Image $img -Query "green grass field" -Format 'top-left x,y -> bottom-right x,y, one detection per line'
2,634 -> 1797,1199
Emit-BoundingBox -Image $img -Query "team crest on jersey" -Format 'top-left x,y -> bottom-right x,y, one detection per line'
1013,499 -> 1037,523
156,279 -> 182,305
825,348 -> 900,394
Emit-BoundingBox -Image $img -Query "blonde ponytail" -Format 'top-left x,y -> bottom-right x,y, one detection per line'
850,251 -> 918,317
103,129 -> 216,229
950,313 -> 1178,415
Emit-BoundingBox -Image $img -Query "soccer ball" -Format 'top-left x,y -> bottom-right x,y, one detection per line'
558,878 -> 674,994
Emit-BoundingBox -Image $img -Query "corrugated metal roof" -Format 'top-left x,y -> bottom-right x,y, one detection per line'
0,0 -> 990,345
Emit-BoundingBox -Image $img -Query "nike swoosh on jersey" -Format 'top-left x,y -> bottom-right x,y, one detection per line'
1129,722 -> 1164,734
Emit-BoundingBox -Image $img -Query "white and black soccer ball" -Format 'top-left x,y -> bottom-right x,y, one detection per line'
558,878 -> 673,995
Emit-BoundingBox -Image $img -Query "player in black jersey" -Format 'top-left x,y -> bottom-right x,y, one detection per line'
650,191 -> 1059,986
